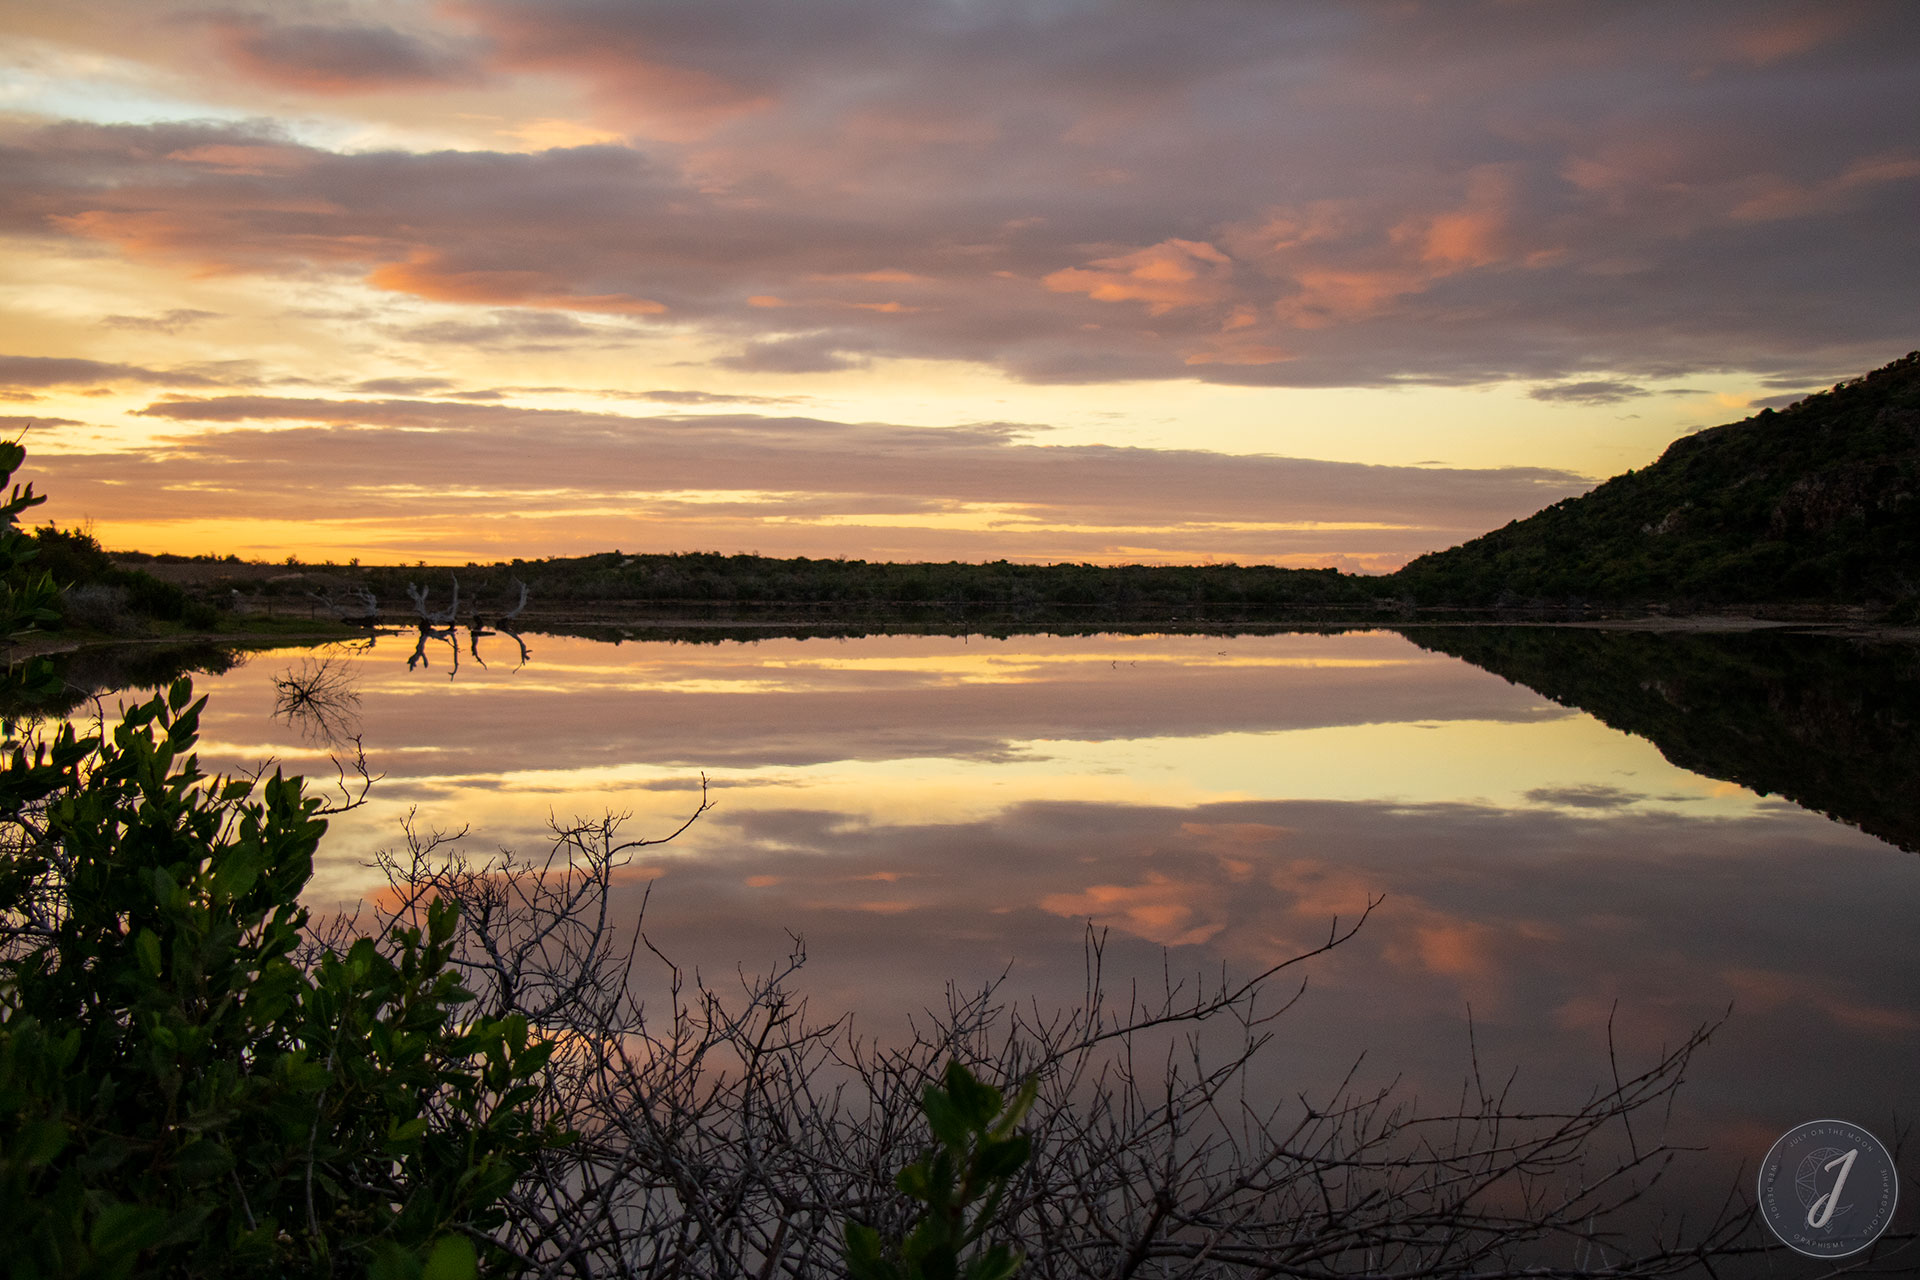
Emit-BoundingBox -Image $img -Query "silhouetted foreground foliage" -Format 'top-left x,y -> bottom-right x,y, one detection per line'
0,684 -> 559,1279
1393,351 -> 1920,608
2,448 -> 557,1278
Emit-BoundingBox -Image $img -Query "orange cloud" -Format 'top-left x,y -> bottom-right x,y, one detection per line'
1407,167 -> 1516,268
1402,920 -> 1497,980
1039,871 -> 1224,947
1043,239 -> 1235,315
366,251 -> 666,314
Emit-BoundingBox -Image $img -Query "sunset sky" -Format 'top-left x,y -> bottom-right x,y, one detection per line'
3,0 -> 1916,568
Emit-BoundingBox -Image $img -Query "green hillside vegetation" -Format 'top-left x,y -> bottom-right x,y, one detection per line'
1391,352 -> 1920,609
25,524 -> 220,635
122,550 -> 1389,625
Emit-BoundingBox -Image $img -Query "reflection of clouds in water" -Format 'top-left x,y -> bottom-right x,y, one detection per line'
166,631 -> 1919,1207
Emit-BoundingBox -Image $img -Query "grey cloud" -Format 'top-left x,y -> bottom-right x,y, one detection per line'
717,336 -> 869,374
632,389 -> 793,405
1528,381 -> 1651,406
0,414 -> 84,429
396,309 -> 615,349
208,15 -> 487,94
116,394 -> 1585,524
354,376 -> 457,395
0,354 -> 225,390
100,308 -> 221,333
1524,784 -> 1640,809
26,394 -> 1594,564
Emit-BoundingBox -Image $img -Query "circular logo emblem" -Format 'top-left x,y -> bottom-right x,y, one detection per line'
1758,1119 -> 1899,1257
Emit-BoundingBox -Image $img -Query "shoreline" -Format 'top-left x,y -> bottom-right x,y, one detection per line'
15,609 -> 1920,661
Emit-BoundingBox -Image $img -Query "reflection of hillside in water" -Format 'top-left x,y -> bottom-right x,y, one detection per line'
0,641 -> 247,721
1400,627 -> 1920,854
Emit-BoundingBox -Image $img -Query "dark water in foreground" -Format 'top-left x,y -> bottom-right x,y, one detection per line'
95,624 -> 1919,1253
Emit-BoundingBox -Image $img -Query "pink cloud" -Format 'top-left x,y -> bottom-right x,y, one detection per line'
1043,239 -> 1236,315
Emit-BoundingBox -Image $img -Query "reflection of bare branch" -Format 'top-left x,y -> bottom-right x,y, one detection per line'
497,626 -> 531,669
407,623 -> 460,678
343,800 -> 1861,1280
268,655 -> 378,813
397,578 -> 531,675
270,656 -> 363,746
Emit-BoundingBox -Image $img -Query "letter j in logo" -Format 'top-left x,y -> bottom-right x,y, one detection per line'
1759,1120 -> 1898,1258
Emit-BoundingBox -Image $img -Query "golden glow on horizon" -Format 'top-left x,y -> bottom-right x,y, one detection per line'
182,633 -> 1794,903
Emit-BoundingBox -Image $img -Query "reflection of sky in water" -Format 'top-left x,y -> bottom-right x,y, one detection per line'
166,629 -> 1918,1216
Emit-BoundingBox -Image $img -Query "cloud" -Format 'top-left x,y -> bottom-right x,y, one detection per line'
395,309 -> 614,349
31,394 -> 1591,564
4,0 -> 1917,396
1528,380 -> 1652,406
100,309 -> 222,333
354,376 -> 457,395
0,353 -> 225,393
716,335 -> 869,373
1043,239 -> 1237,315
1524,784 -> 1640,809
206,15 -> 487,95
631,389 -> 793,405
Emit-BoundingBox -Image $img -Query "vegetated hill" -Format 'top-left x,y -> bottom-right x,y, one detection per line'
1391,352 -> 1920,609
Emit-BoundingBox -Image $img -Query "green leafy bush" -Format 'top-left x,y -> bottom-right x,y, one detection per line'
0,678 -> 565,1279
0,444 -> 563,1278
844,1061 -> 1036,1280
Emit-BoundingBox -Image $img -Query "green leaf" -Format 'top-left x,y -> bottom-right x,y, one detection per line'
88,1200 -> 169,1255
368,1240 -> 423,1280
990,1076 -> 1038,1140
895,1159 -> 934,1201
15,1117 -> 69,1167
975,1134 -> 1030,1181
420,1234 -> 478,1280
844,1222 -> 898,1280
943,1060 -> 1002,1129
134,927 -> 163,977
921,1086 -> 971,1152
173,1138 -> 235,1184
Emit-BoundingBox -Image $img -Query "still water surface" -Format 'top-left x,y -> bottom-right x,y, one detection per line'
152,626 -> 1917,1210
